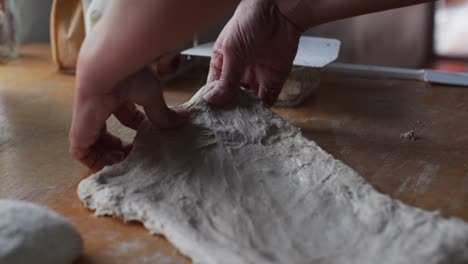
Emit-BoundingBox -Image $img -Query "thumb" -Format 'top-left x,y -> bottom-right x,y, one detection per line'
126,68 -> 189,128
144,101 -> 189,129
141,84 -> 189,129
203,49 -> 246,105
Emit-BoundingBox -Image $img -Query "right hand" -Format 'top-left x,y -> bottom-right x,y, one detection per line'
204,0 -> 303,106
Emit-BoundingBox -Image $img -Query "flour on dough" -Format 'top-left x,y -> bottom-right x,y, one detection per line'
0,200 -> 83,264
79,82 -> 468,264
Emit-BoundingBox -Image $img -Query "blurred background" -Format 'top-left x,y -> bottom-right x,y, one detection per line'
11,0 -> 468,71
15,0 -> 52,43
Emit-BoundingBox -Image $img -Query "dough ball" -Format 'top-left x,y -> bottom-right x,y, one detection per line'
0,200 -> 83,264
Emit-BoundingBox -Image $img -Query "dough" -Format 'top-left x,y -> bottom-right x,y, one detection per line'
0,200 -> 83,264
276,67 -> 321,107
79,82 -> 468,264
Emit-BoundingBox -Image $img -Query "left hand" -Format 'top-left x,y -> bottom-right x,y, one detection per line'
69,0 -> 237,170
70,68 -> 188,171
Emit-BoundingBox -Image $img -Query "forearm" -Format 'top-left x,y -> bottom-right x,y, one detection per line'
276,0 -> 433,31
77,0 -> 238,97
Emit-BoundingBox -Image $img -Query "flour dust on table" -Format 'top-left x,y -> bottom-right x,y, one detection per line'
78,82 -> 468,264
0,200 -> 83,264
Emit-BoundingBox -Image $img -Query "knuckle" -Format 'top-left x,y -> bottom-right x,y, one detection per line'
221,41 -> 238,54
210,52 -> 223,68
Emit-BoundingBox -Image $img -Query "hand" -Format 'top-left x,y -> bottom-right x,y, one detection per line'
70,68 -> 188,171
69,0 -> 237,171
205,0 -> 303,106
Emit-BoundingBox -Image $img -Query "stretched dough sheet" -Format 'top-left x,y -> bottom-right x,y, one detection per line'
78,83 -> 468,264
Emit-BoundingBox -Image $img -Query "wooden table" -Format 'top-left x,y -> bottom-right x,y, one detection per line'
1,44 -> 467,263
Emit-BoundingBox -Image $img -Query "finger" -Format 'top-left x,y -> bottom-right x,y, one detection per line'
100,132 -> 133,164
77,131 -> 128,171
207,51 -> 223,83
257,68 -> 289,106
86,151 -> 124,172
203,49 -> 246,105
145,103 -> 189,129
125,68 -> 189,128
140,77 -> 189,128
69,95 -> 114,163
102,150 -> 126,166
100,131 -> 125,149
207,22 -> 230,83
114,101 -> 145,130
258,83 -> 281,106
241,66 -> 258,94
122,142 -> 133,156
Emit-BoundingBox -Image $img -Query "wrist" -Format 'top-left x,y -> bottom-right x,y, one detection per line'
275,0 -> 321,31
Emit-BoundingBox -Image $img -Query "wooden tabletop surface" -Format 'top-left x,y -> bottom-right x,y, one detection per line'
1,44 -> 467,263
